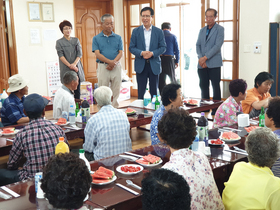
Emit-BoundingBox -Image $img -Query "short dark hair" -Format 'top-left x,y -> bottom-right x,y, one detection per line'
266,96 -> 280,128
140,7 -> 154,16
158,108 -> 196,149
161,83 -> 181,106
59,20 -> 72,33
142,168 -> 191,210
161,22 -> 171,30
229,79 -> 247,97
25,111 -> 43,120
205,8 -> 217,17
41,153 -> 92,209
254,71 -> 274,88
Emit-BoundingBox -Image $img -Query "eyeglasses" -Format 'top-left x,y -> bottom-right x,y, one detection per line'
63,27 -> 72,31
141,15 -> 152,18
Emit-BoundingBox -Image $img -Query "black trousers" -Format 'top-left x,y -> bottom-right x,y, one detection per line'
74,74 -> 81,99
159,56 -> 176,94
137,61 -> 159,99
197,67 -> 221,101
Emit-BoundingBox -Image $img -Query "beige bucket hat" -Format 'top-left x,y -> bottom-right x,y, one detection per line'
7,74 -> 29,93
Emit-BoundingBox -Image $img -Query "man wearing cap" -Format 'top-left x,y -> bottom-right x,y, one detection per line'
0,94 -> 67,186
53,71 -> 78,119
0,74 -> 30,126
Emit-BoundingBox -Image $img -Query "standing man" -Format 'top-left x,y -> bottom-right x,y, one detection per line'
92,14 -> 123,108
129,7 -> 166,99
159,22 -> 180,94
196,8 -> 224,115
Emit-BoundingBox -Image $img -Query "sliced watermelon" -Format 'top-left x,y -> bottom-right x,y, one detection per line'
92,178 -> 111,184
188,99 -> 198,104
143,154 -> 161,164
244,126 -> 259,133
56,118 -> 67,125
221,131 -> 240,140
2,128 -> 15,134
125,108 -> 136,115
136,159 -> 150,165
91,171 -> 111,180
98,166 -> 115,178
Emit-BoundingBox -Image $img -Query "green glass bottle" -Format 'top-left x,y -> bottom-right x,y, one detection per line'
155,95 -> 160,110
75,102 -> 79,117
259,106 -> 265,127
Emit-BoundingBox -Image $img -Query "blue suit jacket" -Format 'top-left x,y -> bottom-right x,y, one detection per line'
196,23 -> 224,69
129,25 -> 166,75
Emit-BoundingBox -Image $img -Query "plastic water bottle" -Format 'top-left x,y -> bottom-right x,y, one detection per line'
81,100 -> 90,123
79,149 -> 91,172
1,89 -> 8,105
61,111 -> 68,121
143,88 -> 150,106
155,95 -> 160,110
55,137 -> 69,154
259,106 -> 265,127
191,129 -> 199,151
69,104 -> 75,124
197,112 -> 209,146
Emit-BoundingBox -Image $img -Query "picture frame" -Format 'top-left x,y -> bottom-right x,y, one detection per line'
27,2 -> 41,22
41,3 -> 54,22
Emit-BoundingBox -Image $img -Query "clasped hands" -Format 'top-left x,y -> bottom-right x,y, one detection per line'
69,63 -> 79,72
142,51 -> 153,60
199,56 -> 208,68
106,60 -> 119,70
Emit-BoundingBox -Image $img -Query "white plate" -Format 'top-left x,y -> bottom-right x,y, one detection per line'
208,139 -> 225,146
92,175 -> 117,185
55,122 -> 70,126
136,158 -> 163,167
116,164 -> 144,175
0,129 -> 20,136
219,136 -> 241,142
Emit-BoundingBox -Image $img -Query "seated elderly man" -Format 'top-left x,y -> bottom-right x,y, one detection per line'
222,127 -> 280,209
41,153 -> 92,210
141,168 -> 191,210
265,96 -> 280,177
83,86 -> 132,161
213,79 -> 247,127
1,74 -> 29,126
53,71 -> 78,119
159,108 -> 224,209
0,94 -> 67,186
242,71 -> 273,118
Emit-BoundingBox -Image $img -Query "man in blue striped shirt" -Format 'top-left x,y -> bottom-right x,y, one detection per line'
83,86 -> 132,161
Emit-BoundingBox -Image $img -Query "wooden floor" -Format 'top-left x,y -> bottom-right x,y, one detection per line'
45,97 -> 152,150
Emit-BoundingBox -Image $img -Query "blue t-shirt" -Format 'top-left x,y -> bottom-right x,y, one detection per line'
92,31 -> 123,61
0,93 -> 26,126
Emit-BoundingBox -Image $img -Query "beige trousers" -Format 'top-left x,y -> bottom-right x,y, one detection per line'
97,63 -> 122,108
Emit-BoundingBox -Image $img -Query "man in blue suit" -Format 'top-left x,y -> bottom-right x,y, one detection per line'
196,8 -> 224,115
129,7 -> 166,99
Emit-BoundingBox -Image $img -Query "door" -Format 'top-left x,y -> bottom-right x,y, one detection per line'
74,0 -> 113,85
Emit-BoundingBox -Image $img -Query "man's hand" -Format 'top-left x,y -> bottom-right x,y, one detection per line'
142,51 -> 153,59
175,63 -> 179,68
199,56 -> 208,67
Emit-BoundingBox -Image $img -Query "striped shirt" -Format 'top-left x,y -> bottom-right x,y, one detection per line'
272,129 -> 280,178
7,118 -> 67,180
83,105 -> 132,160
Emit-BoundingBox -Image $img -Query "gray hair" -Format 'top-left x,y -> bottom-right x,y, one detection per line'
101,14 -> 114,23
63,71 -> 78,85
94,86 -> 112,106
245,127 -> 280,168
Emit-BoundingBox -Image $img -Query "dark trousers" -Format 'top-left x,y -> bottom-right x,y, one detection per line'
159,56 -> 176,94
137,61 -> 159,99
0,169 -> 20,186
74,75 -> 81,100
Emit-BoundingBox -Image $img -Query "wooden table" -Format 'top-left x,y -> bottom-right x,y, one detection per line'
183,98 -> 223,113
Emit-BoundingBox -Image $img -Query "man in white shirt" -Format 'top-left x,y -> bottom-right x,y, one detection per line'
53,71 -> 78,119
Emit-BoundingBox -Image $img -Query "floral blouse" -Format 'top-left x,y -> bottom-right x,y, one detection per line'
213,96 -> 242,128
162,148 -> 224,210
150,105 -> 166,145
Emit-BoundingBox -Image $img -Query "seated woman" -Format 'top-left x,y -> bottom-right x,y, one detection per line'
213,79 -> 247,127
41,153 -> 92,210
242,71 -> 273,118
265,96 -> 280,177
158,108 -> 224,210
150,83 -> 183,145
222,128 -> 280,209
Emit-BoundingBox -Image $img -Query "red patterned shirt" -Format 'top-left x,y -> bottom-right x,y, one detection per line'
7,118 -> 67,180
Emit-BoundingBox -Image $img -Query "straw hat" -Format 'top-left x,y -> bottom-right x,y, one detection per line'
7,74 -> 29,93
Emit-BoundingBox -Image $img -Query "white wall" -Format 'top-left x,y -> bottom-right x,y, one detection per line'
239,0 -> 270,89
269,0 -> 280,22
13,0 -> 75,96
